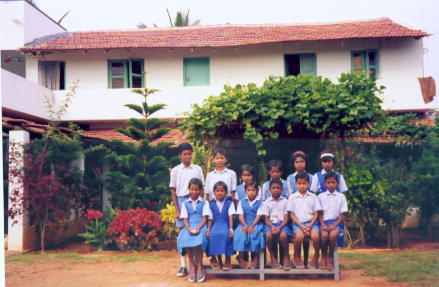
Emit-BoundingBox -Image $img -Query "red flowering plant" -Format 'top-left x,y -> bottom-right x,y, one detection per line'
107,208 -> 163,251
79,209 -> 111,251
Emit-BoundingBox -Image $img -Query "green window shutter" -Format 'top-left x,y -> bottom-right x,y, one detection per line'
299,53 -> 317,75
129,59 -> 144,88
183,57 -> 210,86
108,60 -> 128,89
366,50 -> 378,78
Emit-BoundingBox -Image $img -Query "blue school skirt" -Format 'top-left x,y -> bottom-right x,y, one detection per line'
293,221 -> 319,232
233,223 -> 265,252
264,221 -> 292,236
176,195 -> 190,228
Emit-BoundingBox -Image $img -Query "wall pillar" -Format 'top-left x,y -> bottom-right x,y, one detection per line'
102,160 -> 112,210
7,130 -> 30,251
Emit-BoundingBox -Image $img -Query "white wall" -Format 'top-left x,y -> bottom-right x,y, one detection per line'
0,1 -> 24,49
2,68 -> 51,119
23,1 -> 66,44
24,38 -> 436,121
0,0 -> 65,50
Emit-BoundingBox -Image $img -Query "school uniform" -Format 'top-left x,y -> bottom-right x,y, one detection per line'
177,196 -> 210,254
318,191 -> 348,230
169,163 -> 204,228
261,196 -> 292,235
236,184 -> 262,201
207,198 -> 236,256
287,191 -> 321,231
310,169 -> 348,195
286,171 -> 314,194
233,197 -> 265,252
205,168 -> 237,200
261,178 -> 291,200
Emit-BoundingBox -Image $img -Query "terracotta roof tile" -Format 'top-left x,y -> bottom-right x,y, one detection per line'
81,129 -> 138,143
22,18 -> 428,52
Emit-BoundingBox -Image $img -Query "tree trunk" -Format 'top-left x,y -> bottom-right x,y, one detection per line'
386,225 -> 391,248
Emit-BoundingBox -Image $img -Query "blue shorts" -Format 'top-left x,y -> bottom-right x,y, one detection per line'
176,195 -> 190,228
323,219 -> 343,233
265,221 -> 292,236
293,221 -> 319,232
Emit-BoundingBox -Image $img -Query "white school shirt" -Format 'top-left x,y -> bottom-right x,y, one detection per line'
261,178 -> 292,200
205,167 -> 237,199
261,196 -> 289,224
310,169 -> 348,194
179,196 -> 211,219
286,191 -> 322,222
318,191 -> 349,221
236,197 -> 264,215
169,163 -> 204,197
207,199 -> 236,220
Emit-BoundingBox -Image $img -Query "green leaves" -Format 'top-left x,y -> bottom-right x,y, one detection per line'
182,72 -> 385,155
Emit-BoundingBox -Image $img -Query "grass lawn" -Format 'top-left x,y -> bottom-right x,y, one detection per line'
340,250 -> 439,287
6,252 -> 162,264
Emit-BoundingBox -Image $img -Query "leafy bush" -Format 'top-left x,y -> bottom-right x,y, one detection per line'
107,208 -> 163,251
159,203 -> 179,240
79,208 -> 115,250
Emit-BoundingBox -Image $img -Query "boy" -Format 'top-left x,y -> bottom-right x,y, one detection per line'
205,147 -> 237,201
169,142 -> 205,277
287,172 -> 321,268
310,151 -> 348,194
261,178 -> 293,270
262,159 -> 291,199
318,171 -> 348,270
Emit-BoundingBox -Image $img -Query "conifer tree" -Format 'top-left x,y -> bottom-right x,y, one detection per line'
104,88 -> 176,210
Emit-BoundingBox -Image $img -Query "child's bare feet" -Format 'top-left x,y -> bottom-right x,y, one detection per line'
320,256 -> 327,270
327,256 -> 334,270
236,254 -> 247,268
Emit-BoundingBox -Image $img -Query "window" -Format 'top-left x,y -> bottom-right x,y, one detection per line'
284,53 -> 316,76
183,57 -> 210,86
108,59 -> 144,89
38,61 -> 65,90
351,50 -> 378,77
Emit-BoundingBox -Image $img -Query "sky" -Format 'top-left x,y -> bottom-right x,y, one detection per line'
34,0 -> 439,84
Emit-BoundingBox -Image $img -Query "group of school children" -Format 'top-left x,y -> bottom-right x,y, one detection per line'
169,143 -> 349,283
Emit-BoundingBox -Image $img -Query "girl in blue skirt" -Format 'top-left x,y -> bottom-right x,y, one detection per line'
233,180 -> 265,268
177,178 -> 210,282
206,181 -> 236,270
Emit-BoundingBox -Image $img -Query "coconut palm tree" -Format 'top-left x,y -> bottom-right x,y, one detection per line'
137,8 -> 200,29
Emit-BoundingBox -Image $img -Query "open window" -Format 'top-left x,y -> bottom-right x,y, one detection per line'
38,61 -> 65,90
351,50 -> 379,78
284,53 -> 316,76
108,59 -> 144,89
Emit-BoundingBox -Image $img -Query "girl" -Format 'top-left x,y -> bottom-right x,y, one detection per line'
177,178 -> 210,282
205,147 -> 237,201
310,150 -> 348,194
233,180 -> 265,268
286,151 -> 314,193
236,164 -> 260,201
206,181 -> 236,270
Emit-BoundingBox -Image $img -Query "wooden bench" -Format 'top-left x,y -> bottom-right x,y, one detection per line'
205,244 -> 340,281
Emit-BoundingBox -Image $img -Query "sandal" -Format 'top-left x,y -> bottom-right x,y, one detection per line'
327,262 -> 334,271
210,259 -> 221,270
283,263 -> 293,271
308,262 -> 319,269
271,262 -> 282,269
295,261 -> 305,269
249,261 -> 259,269
222,263 -> 232,271
197,272 -> 205,283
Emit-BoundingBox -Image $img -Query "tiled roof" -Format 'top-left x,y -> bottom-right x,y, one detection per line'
22,18 -> 428,52
81,129 -> 138,143
82,128 -> 186,146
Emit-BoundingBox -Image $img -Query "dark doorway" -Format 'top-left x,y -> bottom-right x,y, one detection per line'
284,54 -> 300,76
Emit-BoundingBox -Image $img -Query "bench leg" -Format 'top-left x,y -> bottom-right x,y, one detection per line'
260,249 -> 265,280
333,247 -> 340,281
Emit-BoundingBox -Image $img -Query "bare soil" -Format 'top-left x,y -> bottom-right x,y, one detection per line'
6,242 -> 438,287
